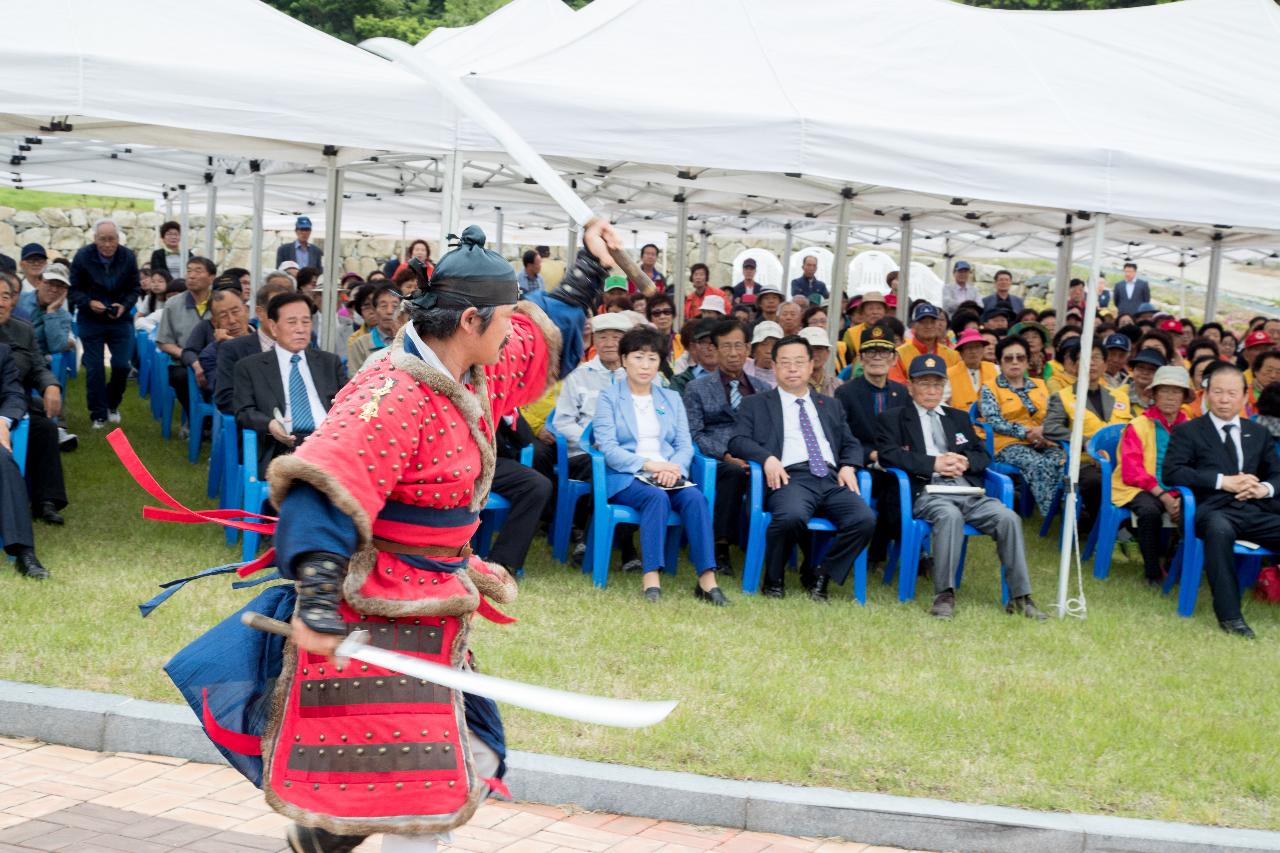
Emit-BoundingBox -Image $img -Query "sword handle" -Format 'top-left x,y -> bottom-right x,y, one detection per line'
587,216 -> 657,297
241,612 -> 293,638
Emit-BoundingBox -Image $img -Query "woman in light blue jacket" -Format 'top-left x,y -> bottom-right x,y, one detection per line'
592,327 -> 728,605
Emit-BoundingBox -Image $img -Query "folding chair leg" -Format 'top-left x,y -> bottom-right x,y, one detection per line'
591,518 -> 615,589
853,548 -> 868,606
1176,540 -> 1203,617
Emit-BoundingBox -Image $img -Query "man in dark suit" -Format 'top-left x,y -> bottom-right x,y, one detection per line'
214,279 -> 293,414
0,343 -> 49,579
233,292 -> 345,476
1164,363 -> 1280,638
274,216 -> 323,274
69,219 -> 139,427
684,318 -> 755,575
729,335 -> 875,600
0,282 -> 68,526
876,354 -> 1045,621
980,270 -> 1025,317
1112,262 -> 1150,318
835,323 -> 909,565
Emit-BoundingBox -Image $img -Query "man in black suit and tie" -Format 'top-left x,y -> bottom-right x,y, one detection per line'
729,335 -> 875,600
1163,363 -> 1280,638
0,343 -> 50,579
233,292 -> 345,476
1112,262 -> 1150,318
876,354 -> 1046,620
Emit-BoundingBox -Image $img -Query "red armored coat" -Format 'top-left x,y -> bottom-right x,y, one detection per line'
261,302 -> 560,837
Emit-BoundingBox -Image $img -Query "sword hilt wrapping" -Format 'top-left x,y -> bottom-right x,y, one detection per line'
585,216 -> 656,297
241,612 -> 293,638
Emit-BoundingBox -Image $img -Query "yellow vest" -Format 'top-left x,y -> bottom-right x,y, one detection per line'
1046,366 -> 1075,395
989,379 -> 1050,455
1112,415 -> 1161,507
891,338 -> 960,384
947,361 -> 997,412
1056,383 -> 1134,440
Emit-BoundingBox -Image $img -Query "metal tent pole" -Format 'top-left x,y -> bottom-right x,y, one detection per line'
439,150 -> 463,252
674,199 -> 689,327
566,221 -> 579,276
897,215 -> 913,322
178,186 -> 190,262
942,237 -> 954,288
495,207 -> 504,255
1204,233 -> 1224,321
1053,214 -> 1074,321
1056,212 -> 1108,619
1178,251 -> 1188,318
204,176 -> 218,263
249,166 -> 265,300
321,153 -> 345,354
828,190 -> 852,365
164,190 -> 173,222
780,222 -> 794,289
698,226 -> 709,265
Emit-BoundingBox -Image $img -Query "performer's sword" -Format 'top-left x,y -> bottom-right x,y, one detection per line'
358,37 -> 659,297
243,614 -> 676,729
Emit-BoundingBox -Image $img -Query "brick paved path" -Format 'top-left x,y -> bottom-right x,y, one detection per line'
0,738 -> 930,853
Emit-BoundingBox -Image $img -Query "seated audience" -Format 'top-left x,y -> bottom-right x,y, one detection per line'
947,329 -> 996,411
670,320 -> 719,395
1163,363 -> 1280,639
889,302 -> 959,385
744,320 -> 782,390
593,326 -> 728,605
729,335 -> 875,601
347,284 -> 403,372
684,318 -> 755,577
197,288 -> 251,402
0,342 -> 50,578
645,293 -> 679,366
777,301 -> 803,337
157,257 -> 215,418
233,293 -> 345,476
490,410 -> 553,571
732,258 -> 761,304
683,263 -> 728,319
214,279 -> 293,414
1125,348 -> 1166,414
1254,382 -> 1280,439
1247,349 -> 1280,416
18,262 -> 74,357
841,290 -> 888,365
1113,365 -> 1194,585
979,336 -> 1064,517
799,327 -> 840,396
1102,333 -> 1131,388
877,354 -> 1046,621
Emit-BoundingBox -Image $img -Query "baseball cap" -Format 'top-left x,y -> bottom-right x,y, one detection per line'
41,262 -> 70,287
1128,348 -> 1166,369
908,354 -> 948,379
700,295 -> 727,315
1103,333 -> 1132,352
692,324 -> 716,342
604,275 -> 629,291
980,306 -> 1014,324
954,329 -> 986,350
1244,329 -> 1272,349
742,258 -> 757,269
295,216 -> 313,230
750,320 -> 784,346
912,303 -> 941,322
590,312 -> 635,334
1158,318 -> 1182,334
1135,302 -> 1157,315
798,328 -> 830,350
954,260 -> 972,271
756,284 -> 783,299
860,323 -> 896,351
279,260 -> 300,272
20,243 -> 47,260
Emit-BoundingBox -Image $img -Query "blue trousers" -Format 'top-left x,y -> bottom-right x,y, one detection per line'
612,479 -> 717,575
79,318 -> 134,420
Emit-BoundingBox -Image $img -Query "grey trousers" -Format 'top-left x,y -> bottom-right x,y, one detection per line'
914,492 -> 1032,599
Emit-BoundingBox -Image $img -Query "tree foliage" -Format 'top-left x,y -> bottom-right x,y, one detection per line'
263,0 -> 1178,45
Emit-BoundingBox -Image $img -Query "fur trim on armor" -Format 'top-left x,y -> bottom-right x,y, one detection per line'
342,547 -> 483,618
468,560 -> 518,605
388,328 -> 497,514
267,454 -> 373,548
514,299 -> 562,394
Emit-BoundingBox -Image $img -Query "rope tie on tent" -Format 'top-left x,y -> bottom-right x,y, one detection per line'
1061,482 -> 1088,620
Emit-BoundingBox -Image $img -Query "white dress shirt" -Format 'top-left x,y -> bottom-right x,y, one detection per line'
1208,412 -> 1273,496
632,394 -> 663,463
778,387 -> 835,469
274,346 -> 328,430
914,402 -> 945,456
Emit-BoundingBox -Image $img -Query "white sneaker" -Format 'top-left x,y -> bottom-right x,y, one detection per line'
91,419 -> 107,430
107,409 -> 121,424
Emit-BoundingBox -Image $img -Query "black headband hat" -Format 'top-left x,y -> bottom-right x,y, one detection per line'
405,225 -> 518,311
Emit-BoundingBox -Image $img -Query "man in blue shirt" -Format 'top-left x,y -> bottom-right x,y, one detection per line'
274,215 -> 322,273
69,220 -> 139,428
18,262 -> 74,357
790,255 -> 829,306
517,249 -> 544,295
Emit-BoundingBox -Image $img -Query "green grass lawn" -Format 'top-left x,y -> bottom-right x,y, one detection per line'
2,374 -> 1279,830
0,187 -> 154,213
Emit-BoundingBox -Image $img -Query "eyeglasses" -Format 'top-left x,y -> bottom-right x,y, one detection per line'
717,342 -> 747,352
862,349 -> 896,360
1001,354 -> 1027,363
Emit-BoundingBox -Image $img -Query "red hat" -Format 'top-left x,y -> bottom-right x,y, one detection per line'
1158,318 -> 1183,334
955,328 -> 987,350
885,293 -> 898,308
1244,329 -> 1273,349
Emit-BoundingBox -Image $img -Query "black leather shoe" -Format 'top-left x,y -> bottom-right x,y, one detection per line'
644,586 -> 661,603
694,585 -> 730,606
287,823 -> 365,853
15,552 -> 50,580
37,502 -> 64,525
714,545 -> 735,578
929,590 -> 956,620
1219,619 -> 1256,639
763,581 -> 785,599
809,575 -> 830,602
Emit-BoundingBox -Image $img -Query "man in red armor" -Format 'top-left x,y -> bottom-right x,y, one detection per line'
268,221 -> 621,853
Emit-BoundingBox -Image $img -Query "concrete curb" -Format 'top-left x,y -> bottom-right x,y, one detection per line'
2,680 -> 1277,853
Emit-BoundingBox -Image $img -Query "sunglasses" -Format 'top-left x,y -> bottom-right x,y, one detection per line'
649,309 -> 673,317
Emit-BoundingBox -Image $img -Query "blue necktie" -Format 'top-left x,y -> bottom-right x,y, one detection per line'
729,379 -> 742,411
796,397 -> 829,477
288,353 -> 315,433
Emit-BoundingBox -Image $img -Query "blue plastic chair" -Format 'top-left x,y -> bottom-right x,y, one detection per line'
1082,424 -> 1129,579
837,365 -> 853,381
547,411 -> 592,564
152,349 -> 177,433
1164,488 -> 1270,618
472,445 -> 535,573
10,416 -> 29,477
741,462 -> 873,602
137,329 -> 152,398
580,423 -> 715,588
185,367 -> 218,463
217,414 -> 242,546
881,461 -> 1015,605
240,430 -> 272,561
